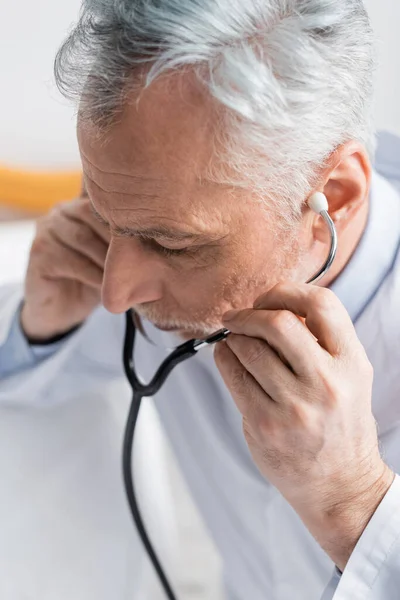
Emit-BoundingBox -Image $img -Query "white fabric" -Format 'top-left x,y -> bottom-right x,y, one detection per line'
0,159 -> 400,599
0,233 -> 178,599
325,475 -> 400,599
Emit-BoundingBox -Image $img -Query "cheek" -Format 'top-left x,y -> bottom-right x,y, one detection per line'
213,231 -> 300,308
166,230 -> 283,314
227,237 -> 274,284
234,218 -> 278,271
163,258 -> 233,319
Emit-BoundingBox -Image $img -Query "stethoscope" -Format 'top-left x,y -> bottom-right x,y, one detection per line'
122,192 -> 337,600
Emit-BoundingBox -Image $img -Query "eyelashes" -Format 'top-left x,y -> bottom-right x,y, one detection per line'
155,244 -> 191,257
143,238 -> 196,258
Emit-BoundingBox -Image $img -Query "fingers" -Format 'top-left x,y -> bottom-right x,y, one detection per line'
58,197 -> 110,244
39,232 -> 104,288
224,332 -> 299,399
31,195 -> 110,289
215,342 -> 312,451
32,210 -> 105,289
214,341 -> 276,419
252,282 -> 358,357
223,307 -> 329,379
48,212 -> 108,269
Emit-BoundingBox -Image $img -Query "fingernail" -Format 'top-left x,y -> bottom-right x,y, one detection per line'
223,309 -> 240,322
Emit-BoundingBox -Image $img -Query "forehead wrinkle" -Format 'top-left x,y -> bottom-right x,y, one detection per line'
88,173 -> 219,232
81,147 -> 233,198
109,208 -> 215,239
84,171 -> 167,200
81,151 -> 166,182
83,152 -> 229,193
83,167 -> 210,212
91,201 -> 224,242
91,204 -> 197,240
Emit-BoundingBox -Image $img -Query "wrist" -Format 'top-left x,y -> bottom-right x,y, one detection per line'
301,462 -> 394,571
20,303 -> 82,344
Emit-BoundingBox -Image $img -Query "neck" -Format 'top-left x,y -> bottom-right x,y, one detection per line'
317,198 -> 370,289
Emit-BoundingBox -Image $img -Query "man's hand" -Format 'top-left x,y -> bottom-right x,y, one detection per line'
21,196 -> 110,341
214,281 -> 394,570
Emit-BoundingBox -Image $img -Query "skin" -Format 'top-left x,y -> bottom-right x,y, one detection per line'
21,72 -> 394,570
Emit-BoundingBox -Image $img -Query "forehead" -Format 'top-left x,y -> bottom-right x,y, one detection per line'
77,72 -> 265,234
78,72 -> 222,201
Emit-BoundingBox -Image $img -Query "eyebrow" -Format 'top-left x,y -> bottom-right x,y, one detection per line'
90,204 -> 205,242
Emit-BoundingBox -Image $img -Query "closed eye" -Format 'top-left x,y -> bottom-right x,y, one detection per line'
142,238 -> 195,258
156,245 -> 191,257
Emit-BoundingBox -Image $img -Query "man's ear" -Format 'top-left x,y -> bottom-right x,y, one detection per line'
312,141 -> 372,244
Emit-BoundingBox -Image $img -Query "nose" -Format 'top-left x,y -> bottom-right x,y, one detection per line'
101,238 -> 164,313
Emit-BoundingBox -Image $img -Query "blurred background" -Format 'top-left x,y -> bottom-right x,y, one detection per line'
0,0 -> 399,223
0,0 -> 399,263
0,1 -> 398,599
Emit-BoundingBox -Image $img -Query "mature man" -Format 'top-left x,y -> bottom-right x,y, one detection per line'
1,1 -> 400,599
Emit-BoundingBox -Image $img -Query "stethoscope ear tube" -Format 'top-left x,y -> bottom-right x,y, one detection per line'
306,209 -> 338,285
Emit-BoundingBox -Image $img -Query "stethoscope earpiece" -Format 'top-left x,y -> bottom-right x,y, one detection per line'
308,191 -> 329,214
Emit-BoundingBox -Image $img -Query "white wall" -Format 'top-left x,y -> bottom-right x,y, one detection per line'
0,0 -> 82,169
365,0 -> 400,137
0,0 -> 398,171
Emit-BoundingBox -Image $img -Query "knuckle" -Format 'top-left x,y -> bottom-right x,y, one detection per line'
310,287 -> 337,313
252,414 -> 281,447
257,414 -> 275,438
320,375 -> 341,409
244,409 -> 280,447
273,281 -> 292,295
51,200 -> 69,216
241,339 -> 269,367
269,310 -> 298,333
255,282 -> 290,308
324,395 -> 338,412
288,402 -> 311,429
233,310 -> 254,328
30,233 -> 50,257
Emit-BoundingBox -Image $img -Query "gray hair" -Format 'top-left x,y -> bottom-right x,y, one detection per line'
55,0 -> 377,223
